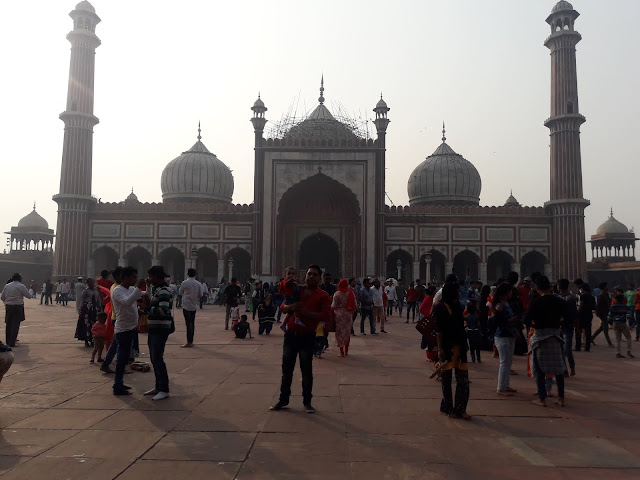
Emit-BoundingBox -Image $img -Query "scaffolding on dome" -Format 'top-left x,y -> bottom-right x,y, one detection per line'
265,98 -> 372,140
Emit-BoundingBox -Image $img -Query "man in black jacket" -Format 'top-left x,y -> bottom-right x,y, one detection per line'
224,278 -> 242,330
592,282 -> 613,348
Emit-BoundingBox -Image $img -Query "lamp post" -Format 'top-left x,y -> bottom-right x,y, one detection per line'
228,256 -> 234,280
396,259 -> 402,281
190,245 -> 198,269
424,252 -> 432,284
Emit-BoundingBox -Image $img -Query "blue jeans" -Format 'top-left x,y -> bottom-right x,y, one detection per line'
102,335 -> 118,369
360,307 -> 375,334
113,329 -> 136,391
148,332 -> 170,393
495,336 -> 515,391
561,328 -> 575,371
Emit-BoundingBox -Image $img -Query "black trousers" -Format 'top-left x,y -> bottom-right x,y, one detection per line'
5,305 -> 24,347
440,368 -> 470,416
183,309 -> 196,343
576,320 -> 592,352
278,331 -> 315,405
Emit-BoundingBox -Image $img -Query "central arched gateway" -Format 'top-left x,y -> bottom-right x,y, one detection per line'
299,233 -> 339,277
276,173 -> 361,279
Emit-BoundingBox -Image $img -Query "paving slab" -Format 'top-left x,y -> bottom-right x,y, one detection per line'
0,301 -> 638,479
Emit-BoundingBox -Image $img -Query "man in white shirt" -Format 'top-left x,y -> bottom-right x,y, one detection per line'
60,279 -> 71,306
1,273 -> 32,347
384,281 -> 397,317
179,268 -> 201,348
55,281 -> 61,304
371,279 -> 387,334
111,266 -> 145,396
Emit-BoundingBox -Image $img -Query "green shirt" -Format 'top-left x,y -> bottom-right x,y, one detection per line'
625,290 -> 635,307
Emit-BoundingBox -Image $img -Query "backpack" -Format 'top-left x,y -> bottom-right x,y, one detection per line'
415,313 -> 437,348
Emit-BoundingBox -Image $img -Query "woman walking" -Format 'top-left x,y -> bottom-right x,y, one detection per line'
493,282 -> 520,396
75,278 -> 100,347
332,279 -> 357,357
434,282 -> 471,419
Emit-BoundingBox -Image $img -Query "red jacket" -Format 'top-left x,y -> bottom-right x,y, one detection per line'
406,288 -> 418,303
419,296 -> 434,318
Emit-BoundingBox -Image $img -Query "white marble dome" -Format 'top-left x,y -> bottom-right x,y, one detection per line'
552,1 -> 573,13
161,133 -> 234,204
17,207 -> 49,230
596,213 -> 629,235
75,1 -> 96,13
407,132 -> 481,206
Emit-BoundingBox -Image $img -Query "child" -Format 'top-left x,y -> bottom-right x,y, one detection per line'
314,321 -> 325,358
464,304 -> 482,363
233,315 -> 252,339
230,299 -> 241,327
90,312 -> 108,364
278,266 -> 304,331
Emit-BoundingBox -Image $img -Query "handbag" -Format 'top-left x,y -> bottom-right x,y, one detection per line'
415,315 -> 437,348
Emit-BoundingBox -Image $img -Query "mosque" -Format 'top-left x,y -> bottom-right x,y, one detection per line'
3,0 -> 632,286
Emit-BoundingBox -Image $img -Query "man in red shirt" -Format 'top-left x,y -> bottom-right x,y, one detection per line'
271,265 -> 331,414
97,270 -> 115,290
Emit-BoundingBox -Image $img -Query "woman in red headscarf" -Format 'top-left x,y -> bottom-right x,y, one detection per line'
332,279 -> 357,357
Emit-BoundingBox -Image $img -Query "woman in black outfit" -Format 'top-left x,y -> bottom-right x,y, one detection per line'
434,282 -> 471,420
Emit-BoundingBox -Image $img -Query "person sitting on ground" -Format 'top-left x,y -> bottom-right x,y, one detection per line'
233,315 -> 252,339
608,293 -> 634,359
90,312 -> 108,364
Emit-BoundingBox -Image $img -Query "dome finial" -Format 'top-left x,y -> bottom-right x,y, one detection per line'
33,201 -> 36,211
197,121 -> 202,141
610,207 -> 614,217
442,121 -> 446,143
318,74 -> 325,105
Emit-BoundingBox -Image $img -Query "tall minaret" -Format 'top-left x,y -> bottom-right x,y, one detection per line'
373,94 -> 390,275
52,1 -> 101,278
250,94 -> 267,277
544,1 -> 589,281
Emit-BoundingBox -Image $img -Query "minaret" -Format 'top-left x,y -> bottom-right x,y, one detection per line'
373,94 -> 390,275
250,94 -> 267,277
52,1 -> 101,278
544,1 -> 589,281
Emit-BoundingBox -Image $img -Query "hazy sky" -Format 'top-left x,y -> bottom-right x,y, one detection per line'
1,0 -> 638,256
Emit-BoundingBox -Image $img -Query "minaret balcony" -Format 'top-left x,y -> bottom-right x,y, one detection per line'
544,113 -> 586,129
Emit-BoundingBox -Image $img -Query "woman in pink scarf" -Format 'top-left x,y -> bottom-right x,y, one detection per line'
332,279 -> 357,357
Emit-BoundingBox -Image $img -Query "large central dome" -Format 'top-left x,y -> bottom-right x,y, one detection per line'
282,78 -> 360,142
161,128 -> 234,203
407,127 -> 481,206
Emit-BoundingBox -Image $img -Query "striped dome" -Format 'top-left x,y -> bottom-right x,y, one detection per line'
161,135 -> 234,204
407,136 -> 481,206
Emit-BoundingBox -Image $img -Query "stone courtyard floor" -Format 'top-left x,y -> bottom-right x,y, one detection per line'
1,301 -> 639,479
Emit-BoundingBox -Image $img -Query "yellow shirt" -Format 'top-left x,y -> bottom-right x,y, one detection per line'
315,321 -> 325,337
110,283 -> 119,320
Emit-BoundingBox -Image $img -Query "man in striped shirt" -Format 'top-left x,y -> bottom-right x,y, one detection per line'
143,265 -> 175,401
608,293 -> 634,359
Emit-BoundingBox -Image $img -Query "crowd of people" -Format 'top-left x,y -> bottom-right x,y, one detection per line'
1,265 -> 639,417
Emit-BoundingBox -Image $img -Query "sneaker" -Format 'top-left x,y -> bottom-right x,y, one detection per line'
143,388 -> 158,396
627,352 -> 635,358
100,366 -> 115,374
381,330 -> 387,334
113,389 -> 131,396
304,403 -> 316,414
152,391 -> 170,401
616,353 -> 625,358
361,332 -> 366,336
270,401 -> 289,411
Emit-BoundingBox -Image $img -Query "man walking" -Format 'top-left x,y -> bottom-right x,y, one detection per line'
358,278 -> 376,335
179,268 -> 201,348
319,272 -> 337,297
111,267 -> 144,396
371,279 -> 387,333
593,282 -> 614,348
44,280 -> 53,305
270,265 -> 330,414
396,281 -> 406,317
385,280 -> 397,317
60,279 -> 71,306
224,278 -> 242,330
608,292 -> 634,359
1,274 -> 32,347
